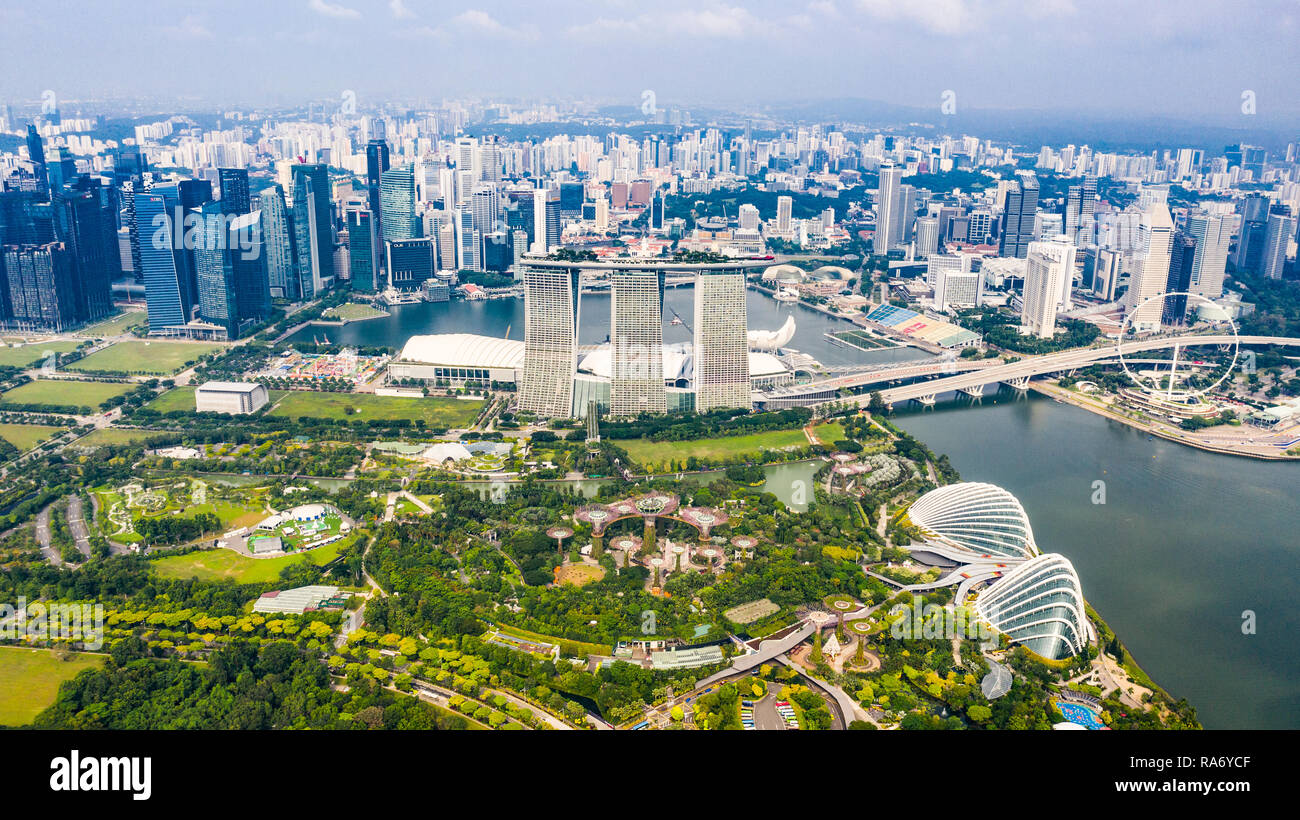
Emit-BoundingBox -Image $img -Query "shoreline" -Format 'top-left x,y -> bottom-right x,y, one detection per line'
1029,381 -> 1299,462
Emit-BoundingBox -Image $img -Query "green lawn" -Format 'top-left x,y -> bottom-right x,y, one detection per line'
615,428 -> 812,472
0,423 -> 63,451
0,379 -> 134,410
75,310 -> 147,337
75,427 -> 168,448
151,537 -> 350,583
67,340 -> 224,375
187,499 -> 267,530
268,391 -> 482,427
0,647 -> 105,725
322,303 -> 387,321
0,340 -> 81,368
810,421 -> 846,446
146,385 -> 197,413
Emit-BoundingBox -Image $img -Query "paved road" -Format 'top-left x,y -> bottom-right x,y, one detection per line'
335,601 -> 367,649
751,686 -> 788,730
66,495 -> 92,559
35,505 -> 60,566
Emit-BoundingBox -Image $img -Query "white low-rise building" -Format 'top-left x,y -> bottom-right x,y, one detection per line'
195,381 -> 269,414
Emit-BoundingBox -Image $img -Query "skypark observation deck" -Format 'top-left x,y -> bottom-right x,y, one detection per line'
754,334 -> 1300,409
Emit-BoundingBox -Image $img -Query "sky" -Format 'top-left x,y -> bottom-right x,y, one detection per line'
2,0 -> 1298,122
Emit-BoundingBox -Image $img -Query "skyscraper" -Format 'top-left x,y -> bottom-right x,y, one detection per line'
1231,195 -> 1269,272
1260,210 -> 1295,280
776,195 -> 793,235
874,162 -> 903,254
1162,231 -> 1197,325
1092,246 -> 1123,301
471,185 -> 500,235
1126,204 -> 1174,332
519,262 -> 582,417
1021,237 -> 1074,338
1063,176 -> 1097,245
531,187 -> 549,253
346,208 -> 379,292
177,178 -> 214,290
24,125 -> 47,197
46,147 -> 77,194
52,178 -> 115,324
1184,212 -> 1231,299
134,192 -> 192,333
385,237 -> 434,290
194,201 -> 238,337
609,269 -> 666,416
290,164 -> 333,299
380,163 -> 418,245
365,138 -> 390,233
217,168 -> 251,216
1,243 -> 77,331
230,210 -> 270,329
693,270 -> 750,412
258,185 -> 296,299
999,171 -> 1039,259
915,215 -> 940,258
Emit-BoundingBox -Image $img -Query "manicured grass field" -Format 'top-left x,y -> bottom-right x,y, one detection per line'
810,421 -> 846,446
66,341 -> 224,375
75,427 -> 168,448
0,340 -> 81,368
0,379 -> 134,409
322,303 -> 387,321
187,499 -> 268,530
146,385 -> 197,413
75,310 -> 147,337
615,428 -> 812,472
268,391 -> 482,427
151,537 -> 351,584
0,647 -> 105,726
0,423 -> 63,451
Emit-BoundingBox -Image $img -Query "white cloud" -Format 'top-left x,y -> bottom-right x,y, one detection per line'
389,0 -> 416,20
852,0 -> 1077,35
451,10 -> 536,39
854,0 -> 972,36
809,0 -> 841,18
308,0 -> 361,20
161,15 -> 212,39
568,5 -> 770,41
400,10 -> 535,41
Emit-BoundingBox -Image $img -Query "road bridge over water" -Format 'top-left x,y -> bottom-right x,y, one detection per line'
755,334 -> 1300,409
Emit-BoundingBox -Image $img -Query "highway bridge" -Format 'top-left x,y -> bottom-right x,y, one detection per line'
860,334 -> 1300,407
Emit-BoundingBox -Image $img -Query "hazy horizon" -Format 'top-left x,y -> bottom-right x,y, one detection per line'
1,0 -> 1298,124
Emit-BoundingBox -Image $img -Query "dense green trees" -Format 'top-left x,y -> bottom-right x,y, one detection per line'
34,640 -> 464,730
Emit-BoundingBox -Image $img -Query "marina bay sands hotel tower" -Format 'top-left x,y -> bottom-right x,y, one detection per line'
517,259 -> 764,418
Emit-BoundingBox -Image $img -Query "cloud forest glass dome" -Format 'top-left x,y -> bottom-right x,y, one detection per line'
975,553 -> 1089,660
906,482 -> 1039,560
